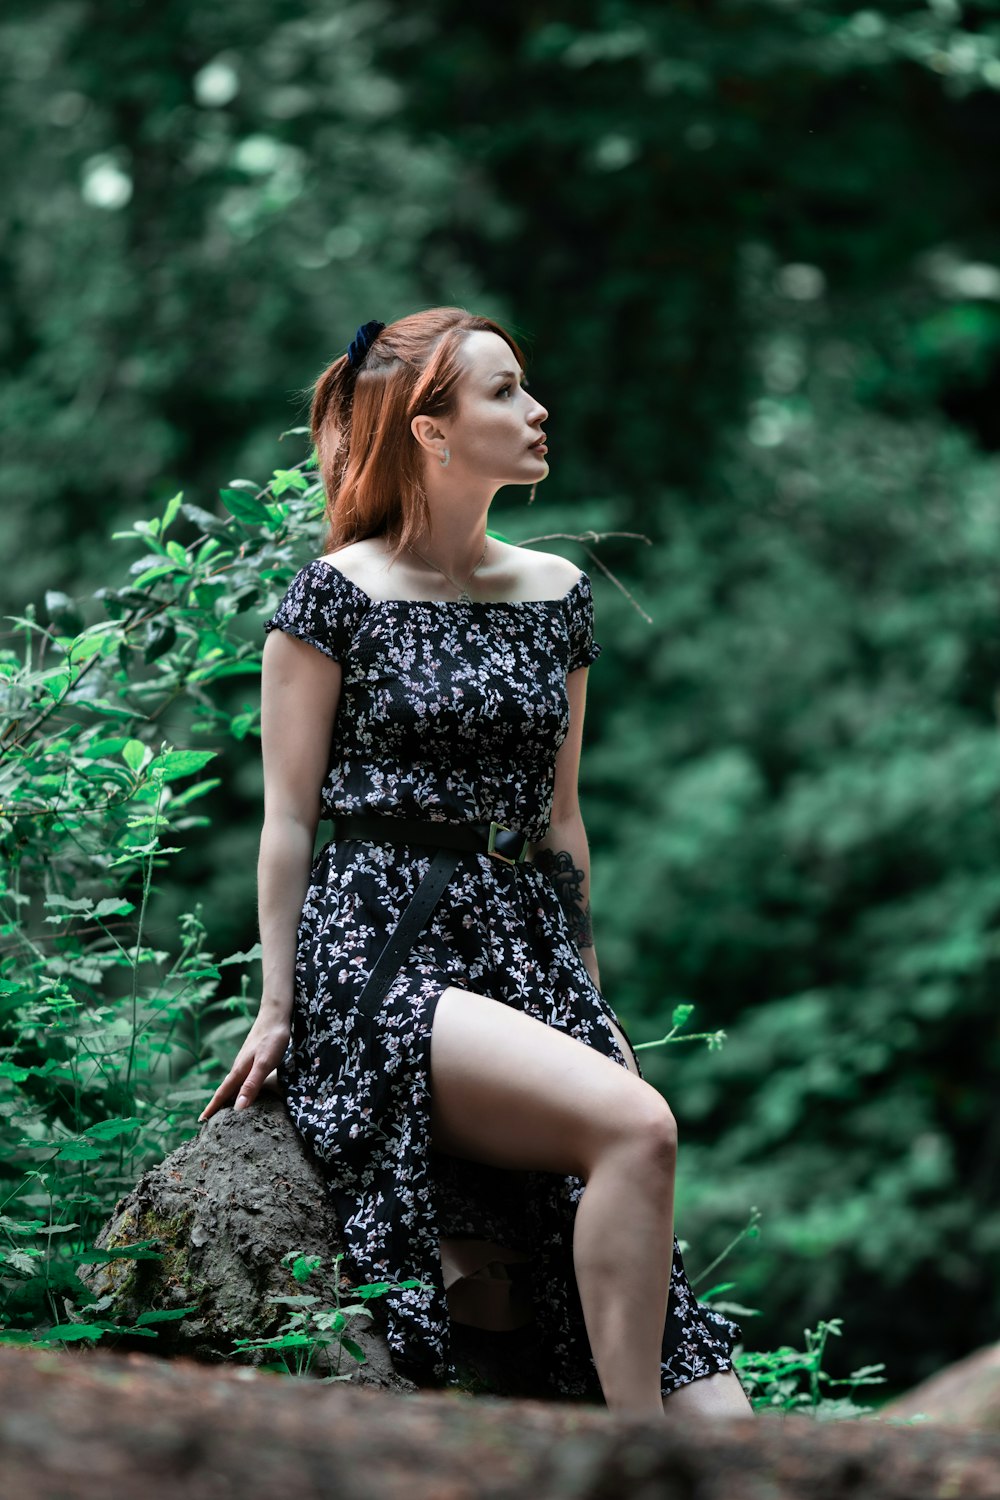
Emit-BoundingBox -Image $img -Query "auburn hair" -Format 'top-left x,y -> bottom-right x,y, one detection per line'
309,307 -> 527,558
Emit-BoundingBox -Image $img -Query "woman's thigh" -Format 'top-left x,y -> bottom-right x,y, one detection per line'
429,985 -> 672,1180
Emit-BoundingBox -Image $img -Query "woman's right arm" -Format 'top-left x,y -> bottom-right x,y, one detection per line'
198,629 -> 342,1122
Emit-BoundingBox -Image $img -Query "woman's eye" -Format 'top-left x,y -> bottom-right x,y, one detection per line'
497,384 -> 511,397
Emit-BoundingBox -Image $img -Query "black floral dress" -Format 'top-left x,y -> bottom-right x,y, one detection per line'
264,558 -> 741,1400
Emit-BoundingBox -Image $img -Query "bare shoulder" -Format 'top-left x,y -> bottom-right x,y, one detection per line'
498,543 -> 583,601
318,538 -> 393,596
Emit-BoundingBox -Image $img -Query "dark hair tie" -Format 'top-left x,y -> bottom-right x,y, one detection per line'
347,319 -> 386,370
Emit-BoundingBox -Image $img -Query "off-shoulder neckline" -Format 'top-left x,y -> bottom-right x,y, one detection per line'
307,557 -> 588,608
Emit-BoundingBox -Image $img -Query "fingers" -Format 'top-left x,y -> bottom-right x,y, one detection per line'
197,1037 -> 288,1123
233,1062 -> 270,1114
198,1055 -> 253,1123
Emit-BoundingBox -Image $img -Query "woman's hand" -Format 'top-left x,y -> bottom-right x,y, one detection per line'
198,1008 -> 291,1123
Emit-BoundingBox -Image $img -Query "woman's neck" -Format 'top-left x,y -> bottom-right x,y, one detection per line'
412,496 -> 492,580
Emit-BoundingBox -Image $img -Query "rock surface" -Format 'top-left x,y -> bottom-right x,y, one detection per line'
3,1345 -> 1000,1500
881,1343 -> 1000,1431
77,1091 -> 408,1389
76,1092 -> 545,1398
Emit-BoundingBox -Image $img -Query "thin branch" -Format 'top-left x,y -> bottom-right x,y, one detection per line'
516,530 -> 654,624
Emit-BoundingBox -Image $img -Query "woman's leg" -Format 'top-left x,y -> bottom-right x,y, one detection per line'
663,1369 -> 755,1418
591,1011 -> 754,1417
429,986 -> 677,1419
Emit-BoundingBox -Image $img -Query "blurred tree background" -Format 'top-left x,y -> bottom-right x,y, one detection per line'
3,0 -> 1000,1392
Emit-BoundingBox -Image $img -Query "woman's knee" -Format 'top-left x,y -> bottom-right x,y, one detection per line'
428,985 -> 678,1180
599,1086 -> 678,1176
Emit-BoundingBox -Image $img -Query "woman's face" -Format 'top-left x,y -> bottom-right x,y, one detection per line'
443,330 -> 549,486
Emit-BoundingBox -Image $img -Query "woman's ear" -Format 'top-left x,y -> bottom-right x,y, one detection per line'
410,413 -> 448,457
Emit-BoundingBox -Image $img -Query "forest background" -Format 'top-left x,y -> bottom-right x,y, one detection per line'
2,0 -> 1000,1399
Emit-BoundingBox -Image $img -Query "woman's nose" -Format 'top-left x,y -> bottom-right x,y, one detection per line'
529,395 -> 549,424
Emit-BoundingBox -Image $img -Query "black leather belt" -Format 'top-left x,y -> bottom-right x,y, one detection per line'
329,813 -> 532,1020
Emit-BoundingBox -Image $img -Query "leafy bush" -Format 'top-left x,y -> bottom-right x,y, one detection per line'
0,444 -> 325,1336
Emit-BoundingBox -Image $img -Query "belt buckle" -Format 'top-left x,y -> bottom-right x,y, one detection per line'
487,820 -> 525,865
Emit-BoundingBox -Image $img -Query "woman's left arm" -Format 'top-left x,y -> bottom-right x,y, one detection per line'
531,666 -> 602,993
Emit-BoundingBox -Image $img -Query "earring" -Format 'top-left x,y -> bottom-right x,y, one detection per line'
440,447 -> 451,468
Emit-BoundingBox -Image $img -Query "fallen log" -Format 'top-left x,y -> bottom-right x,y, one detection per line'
880,1343 -> 1000,1431
2,1345 -> 999,1500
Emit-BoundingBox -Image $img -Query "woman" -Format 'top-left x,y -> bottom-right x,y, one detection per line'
199,307 -> 752,1419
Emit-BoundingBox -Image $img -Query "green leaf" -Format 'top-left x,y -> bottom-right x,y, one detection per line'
122,740 -> 147,772
87,700 -> 141,720
55,1142 -> 104,1162
0,1216 -> 46,1234
67,632 -> 113,664
149,749 -> 217,780
699,1281 -> 737,1300
134,1306 -> 196,1324
1,1061 -> 73,1083
230,712 -> 256,739
709,1301 -> 761,1319
81,737 -> 130,758
339,1337 -> 367,1364
219,944 -> 263,966
180,502 -> 232,538
166,778 -> 221,808
83,1117 -> 142,1141
93,898 -> 135,919
44,895 -> 94,914
35,1325 -> 106,1344
270,469 -> 309,496
0,1249 -> 41,1276
671,1003 -> 695,1029
219,488 -> 271,525
244,1332 -> 314,1350
131,562 -> 184,587
290,1254 -> 321,1283
161,492 -> 183,532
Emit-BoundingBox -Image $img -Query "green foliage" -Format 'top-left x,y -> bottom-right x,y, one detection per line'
0,456 -> 327,1336
737,1319 -> 888,1421
232,1250 -> 429,1380
0,1300 -> 197,1353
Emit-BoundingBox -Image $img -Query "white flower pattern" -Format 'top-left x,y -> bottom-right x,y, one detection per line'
264,559 -> 741,1399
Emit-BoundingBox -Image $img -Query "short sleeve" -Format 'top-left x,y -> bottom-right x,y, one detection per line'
262,560 -> 369,664
565,571 -> 602,672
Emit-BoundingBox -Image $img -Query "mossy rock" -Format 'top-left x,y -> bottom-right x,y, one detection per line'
77,1092 -> 409,1389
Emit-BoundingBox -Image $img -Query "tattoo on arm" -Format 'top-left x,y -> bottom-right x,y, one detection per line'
534,848 -> 594,949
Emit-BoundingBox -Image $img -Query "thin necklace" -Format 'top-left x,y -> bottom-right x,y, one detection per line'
407,538 -> 488,602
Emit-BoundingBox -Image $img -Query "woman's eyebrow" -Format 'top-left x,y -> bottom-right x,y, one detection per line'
489,368 -> 528,383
